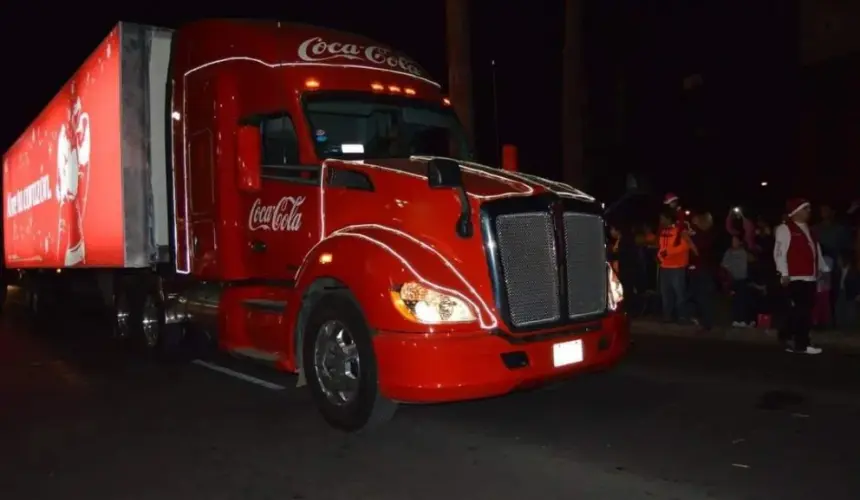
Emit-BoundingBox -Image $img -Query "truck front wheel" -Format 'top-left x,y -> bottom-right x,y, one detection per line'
303,291 -> 397,432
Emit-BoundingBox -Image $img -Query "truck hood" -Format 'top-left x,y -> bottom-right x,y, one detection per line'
362,157 -> 596,202
318,156 -> 599,330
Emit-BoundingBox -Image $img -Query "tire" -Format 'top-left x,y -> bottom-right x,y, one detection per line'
303,291 -> 397,432
113,285 -> 142,341
140,291 -> 185,361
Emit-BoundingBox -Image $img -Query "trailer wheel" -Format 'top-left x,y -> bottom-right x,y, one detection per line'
141,292 -> 184,360
113,287 -> 140,340
303,291 -> 397,432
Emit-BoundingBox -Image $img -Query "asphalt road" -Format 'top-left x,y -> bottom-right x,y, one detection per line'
1,304 -> 859,500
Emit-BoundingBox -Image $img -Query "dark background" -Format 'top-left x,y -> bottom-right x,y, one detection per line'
2,0 -> 857,216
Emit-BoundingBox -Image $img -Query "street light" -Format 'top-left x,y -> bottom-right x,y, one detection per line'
761,181 -> 768,187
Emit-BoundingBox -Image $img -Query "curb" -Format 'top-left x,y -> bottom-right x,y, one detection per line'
632,320 -> 860,351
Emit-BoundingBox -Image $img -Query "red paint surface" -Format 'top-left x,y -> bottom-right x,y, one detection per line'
373,311 -> 629,403
3,27 -> 122,268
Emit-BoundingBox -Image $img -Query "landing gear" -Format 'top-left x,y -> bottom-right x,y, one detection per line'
26,280 -> 57,331
303,291 -> 397,432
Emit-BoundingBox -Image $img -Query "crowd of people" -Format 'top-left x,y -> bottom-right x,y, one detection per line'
608,193 -> 860,355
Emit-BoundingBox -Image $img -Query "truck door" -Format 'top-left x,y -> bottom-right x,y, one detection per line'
242,113 -> 321,281
188,130 -> 217,276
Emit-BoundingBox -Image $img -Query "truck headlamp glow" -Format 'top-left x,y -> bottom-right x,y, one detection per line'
607,265 -> 624,311
391,282 -> 476,324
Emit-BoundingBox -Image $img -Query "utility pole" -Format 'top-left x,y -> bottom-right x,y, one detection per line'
446,0 -> 475,144
562,0 -> 586,188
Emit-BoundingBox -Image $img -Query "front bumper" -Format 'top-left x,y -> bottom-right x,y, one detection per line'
373,311 -> 629,403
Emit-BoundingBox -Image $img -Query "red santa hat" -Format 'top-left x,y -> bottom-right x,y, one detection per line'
664,193 -> 679,205
785,198 -> 810,217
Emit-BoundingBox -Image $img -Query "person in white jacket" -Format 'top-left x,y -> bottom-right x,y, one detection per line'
773,198 -> 830,355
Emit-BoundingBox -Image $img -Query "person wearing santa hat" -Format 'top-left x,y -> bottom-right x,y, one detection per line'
664,192 -> 698,254
664,192 -> 686,226
773,198 -> 830,355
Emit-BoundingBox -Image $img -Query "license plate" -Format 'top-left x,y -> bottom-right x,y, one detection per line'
553,339 -> 584,367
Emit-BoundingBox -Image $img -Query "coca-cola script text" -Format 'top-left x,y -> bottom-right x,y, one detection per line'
249,196 -> 305,232
297,37 -> 423,77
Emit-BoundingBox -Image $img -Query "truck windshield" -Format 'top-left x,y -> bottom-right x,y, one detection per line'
303,92 -> 473,161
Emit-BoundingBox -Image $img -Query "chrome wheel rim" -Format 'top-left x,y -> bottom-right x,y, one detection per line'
141,295 -> 160,348
313,320 -> 361,406
115,294 -> 130,338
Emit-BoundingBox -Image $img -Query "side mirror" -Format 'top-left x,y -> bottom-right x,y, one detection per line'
426,158 -> 464,189
501,144 -> 518,172
426,158 -> 472,239
237,125 -> 261,192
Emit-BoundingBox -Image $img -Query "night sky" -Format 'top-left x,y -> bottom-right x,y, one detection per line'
2,1 -> 850,215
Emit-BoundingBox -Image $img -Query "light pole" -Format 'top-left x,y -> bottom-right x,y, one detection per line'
491,59 -> 500,164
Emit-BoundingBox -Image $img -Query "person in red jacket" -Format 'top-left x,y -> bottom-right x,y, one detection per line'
773,198 -> 830,355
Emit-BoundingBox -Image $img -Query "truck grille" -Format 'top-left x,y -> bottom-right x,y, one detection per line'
494,213 -> 561,327
563,213 -> 608,318
486,202 -> 607,330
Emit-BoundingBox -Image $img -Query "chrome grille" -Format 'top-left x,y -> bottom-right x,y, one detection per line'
563,213 -> 608,318
494,212 -> 561,327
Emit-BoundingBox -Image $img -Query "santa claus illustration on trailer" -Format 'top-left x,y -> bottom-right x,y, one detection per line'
56,96 -> 91,266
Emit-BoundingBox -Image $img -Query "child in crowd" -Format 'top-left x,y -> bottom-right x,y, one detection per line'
835,251 -> 860,330
812,255 -> 835,328
722,236 -> 754,327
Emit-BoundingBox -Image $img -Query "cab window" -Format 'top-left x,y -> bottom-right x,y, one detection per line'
244,113 -> 319,184
260,114 -> 299,166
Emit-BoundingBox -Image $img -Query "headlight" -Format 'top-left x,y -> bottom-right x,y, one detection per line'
607,265 -> 624,311
391,282 -> 477,324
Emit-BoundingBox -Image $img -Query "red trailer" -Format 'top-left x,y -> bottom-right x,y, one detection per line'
2,20 -> 628,430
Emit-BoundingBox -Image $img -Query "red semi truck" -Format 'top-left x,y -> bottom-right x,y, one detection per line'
2,20 -> 628,430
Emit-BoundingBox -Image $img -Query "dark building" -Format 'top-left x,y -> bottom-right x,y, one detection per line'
798,0 -> 860,203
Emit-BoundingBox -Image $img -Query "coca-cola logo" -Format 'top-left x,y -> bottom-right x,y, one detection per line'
249,196 -> 306,232
297,36 -> 424,77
